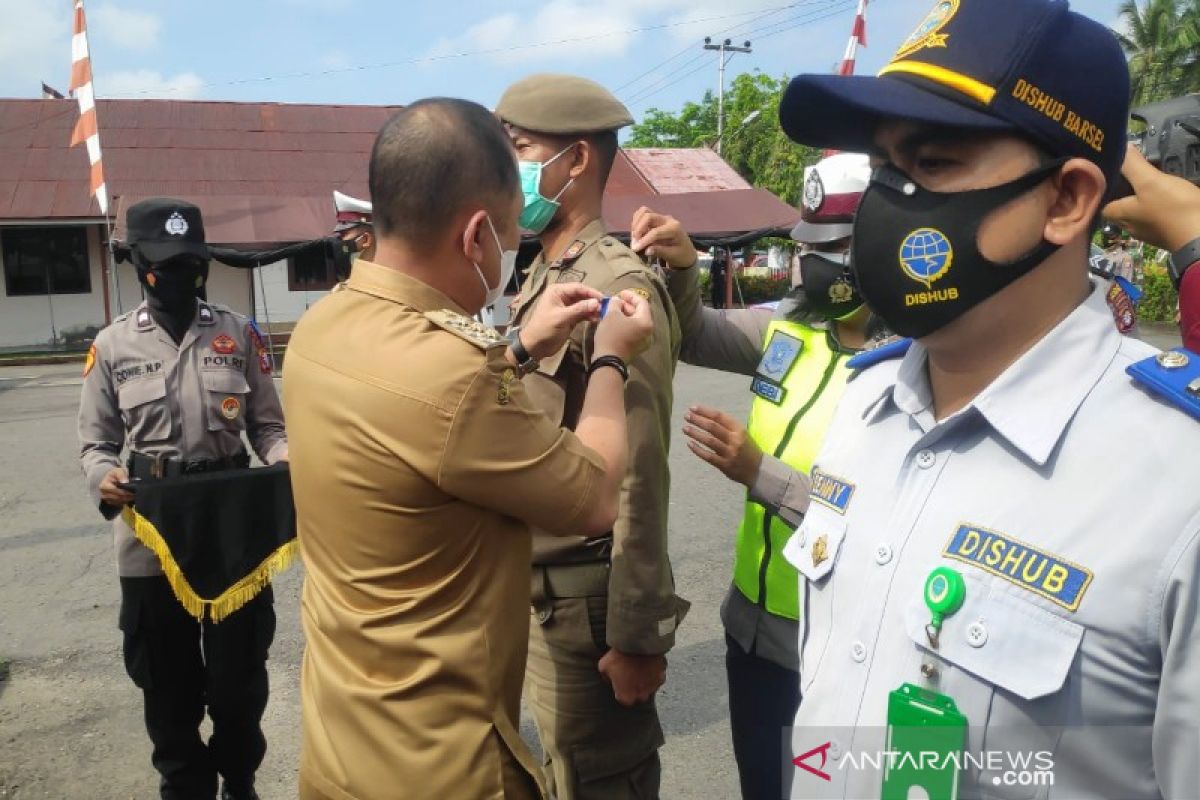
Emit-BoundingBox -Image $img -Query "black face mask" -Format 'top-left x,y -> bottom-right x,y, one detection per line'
136,253 -> 208,312
850,159 -> 1066,339
799,252 -> 863,321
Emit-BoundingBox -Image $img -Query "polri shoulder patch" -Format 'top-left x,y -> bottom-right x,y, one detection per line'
83,344 -> 97,378
1127,348 -> 1200,421
425,309 -> 507,350
943,524 -> 1093,612
246,321 -> 272,374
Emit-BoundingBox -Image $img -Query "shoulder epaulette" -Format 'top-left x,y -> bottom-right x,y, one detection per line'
846,337 -> 913,370
424,309 -> 507,350
1127,348 -> 1200,421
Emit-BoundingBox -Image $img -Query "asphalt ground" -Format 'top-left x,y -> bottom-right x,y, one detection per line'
0,320 -> 1182,800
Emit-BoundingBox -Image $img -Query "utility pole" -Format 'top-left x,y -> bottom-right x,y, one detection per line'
703,37 -> 752,155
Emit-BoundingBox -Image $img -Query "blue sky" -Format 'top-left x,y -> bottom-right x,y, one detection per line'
0,0 -> 1126,121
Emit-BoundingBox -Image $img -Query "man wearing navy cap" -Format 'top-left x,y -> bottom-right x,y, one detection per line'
775,1 -> 1200,797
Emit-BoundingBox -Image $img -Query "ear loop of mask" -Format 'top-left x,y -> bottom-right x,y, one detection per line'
540,143 -> 579,202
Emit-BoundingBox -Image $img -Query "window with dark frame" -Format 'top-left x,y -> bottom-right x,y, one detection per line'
288,247 -> 335,291
2,226 -> 91,296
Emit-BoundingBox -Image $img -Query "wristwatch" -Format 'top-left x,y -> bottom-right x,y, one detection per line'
505,326 -> 540,377
1169,235 -> 1200,288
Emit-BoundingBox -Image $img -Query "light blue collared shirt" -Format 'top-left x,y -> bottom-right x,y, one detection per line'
783,283 -> 1200,799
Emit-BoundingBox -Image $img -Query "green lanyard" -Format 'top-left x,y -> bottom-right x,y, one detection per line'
881,567 -> 968,800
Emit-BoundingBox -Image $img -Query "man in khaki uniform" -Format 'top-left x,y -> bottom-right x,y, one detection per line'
496,74 -> 686,800
78,199 -> 287,800
284,98 -> 654,800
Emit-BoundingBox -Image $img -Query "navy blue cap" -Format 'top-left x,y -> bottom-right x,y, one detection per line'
779,0 -> 1130,183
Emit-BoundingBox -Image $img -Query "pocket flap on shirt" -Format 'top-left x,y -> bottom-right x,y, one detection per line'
117,376 -> 167,409
782,506 -> 847,583
201,371 -> 250,394
904,580 -> 1083,701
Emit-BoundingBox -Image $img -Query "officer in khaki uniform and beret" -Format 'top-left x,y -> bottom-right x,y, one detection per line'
496,74 -> 687,800
284,98 -> 655,800
78,199 -> 287,800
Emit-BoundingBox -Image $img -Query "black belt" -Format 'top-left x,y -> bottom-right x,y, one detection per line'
128,451 -> 250,480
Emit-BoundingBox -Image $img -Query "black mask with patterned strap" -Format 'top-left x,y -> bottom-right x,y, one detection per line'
850,159 -> 1067,339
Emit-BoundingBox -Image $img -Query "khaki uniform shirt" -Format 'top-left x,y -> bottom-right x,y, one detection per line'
510,219 -> 687,655
78,301 -> 288,576
284,260 -> 606,800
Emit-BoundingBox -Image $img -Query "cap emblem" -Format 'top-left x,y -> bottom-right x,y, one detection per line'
165,212 -> 189,237
894,0 -> 959,61
802,169 -> 826,213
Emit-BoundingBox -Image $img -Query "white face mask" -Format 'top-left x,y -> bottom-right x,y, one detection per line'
473,215 -> 518,309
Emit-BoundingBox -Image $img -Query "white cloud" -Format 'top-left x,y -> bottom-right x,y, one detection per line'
319,50 -> 352,70
425,0 -> 641,65
99,70 -> 205,99
0,0 -> 70,97
423,0 -> 835,69
90,4 -> 163,51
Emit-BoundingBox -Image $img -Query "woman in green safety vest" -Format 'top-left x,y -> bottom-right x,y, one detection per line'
631,152 -> 887,800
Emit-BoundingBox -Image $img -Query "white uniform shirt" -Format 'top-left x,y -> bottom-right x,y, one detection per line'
784,282 -> 1200,799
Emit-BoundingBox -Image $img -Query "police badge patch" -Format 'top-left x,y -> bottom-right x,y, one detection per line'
803,168 -> 825,213
165,212 -> 189,236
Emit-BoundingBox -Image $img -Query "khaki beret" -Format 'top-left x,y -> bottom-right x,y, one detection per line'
496,73 -> 634,135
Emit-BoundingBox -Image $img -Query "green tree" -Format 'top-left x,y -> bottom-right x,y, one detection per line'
627,71 -> 819,205
1117,0 -> 1194,103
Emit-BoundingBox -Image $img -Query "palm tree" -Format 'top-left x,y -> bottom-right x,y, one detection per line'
1117,0 -> 1190,103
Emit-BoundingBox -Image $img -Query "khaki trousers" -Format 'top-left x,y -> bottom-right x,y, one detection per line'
525,587 -> 664,800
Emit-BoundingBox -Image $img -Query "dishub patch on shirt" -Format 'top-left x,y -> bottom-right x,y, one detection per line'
943,524 -> 1093,611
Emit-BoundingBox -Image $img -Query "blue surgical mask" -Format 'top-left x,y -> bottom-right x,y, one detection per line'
519,144 -> 576,233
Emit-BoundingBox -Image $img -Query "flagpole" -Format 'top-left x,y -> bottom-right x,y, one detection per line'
68,0 -> 121,316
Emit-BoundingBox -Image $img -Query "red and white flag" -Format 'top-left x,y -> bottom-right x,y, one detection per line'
837,0 -> 868,76
68,0 -> 108,215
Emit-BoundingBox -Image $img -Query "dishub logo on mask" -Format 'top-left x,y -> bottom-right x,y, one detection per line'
897,228 -> 959,308
898,228 -> 954,285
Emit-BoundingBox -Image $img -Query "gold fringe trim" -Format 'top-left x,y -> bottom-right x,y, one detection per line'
121,506 -> 297,623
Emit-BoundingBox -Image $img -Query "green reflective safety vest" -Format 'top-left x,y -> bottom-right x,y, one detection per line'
734,319 -> 855,620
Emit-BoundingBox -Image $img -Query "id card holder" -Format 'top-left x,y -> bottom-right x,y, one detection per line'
881,683 -> 966,800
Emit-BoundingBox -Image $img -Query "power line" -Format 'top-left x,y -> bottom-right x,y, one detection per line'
105,6 -> 834,98
613,1 -> 811,95
626,1 -> 855,110
752,1 -> 856,44
625,53 -> 712,106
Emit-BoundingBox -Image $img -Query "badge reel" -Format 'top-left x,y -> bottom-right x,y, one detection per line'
881,567 -> 968,800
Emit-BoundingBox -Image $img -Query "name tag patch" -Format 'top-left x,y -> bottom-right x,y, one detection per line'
809,469 -> 855,514
751,376 -> 785,404
943,524 -> 1093,611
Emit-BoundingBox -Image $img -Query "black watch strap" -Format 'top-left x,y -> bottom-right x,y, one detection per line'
506,327 -> 540,376
588,354 -> 629,383
1170,236 -> 1200,287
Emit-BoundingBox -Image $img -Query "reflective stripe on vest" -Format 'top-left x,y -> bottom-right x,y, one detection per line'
733,320 -> 854,620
